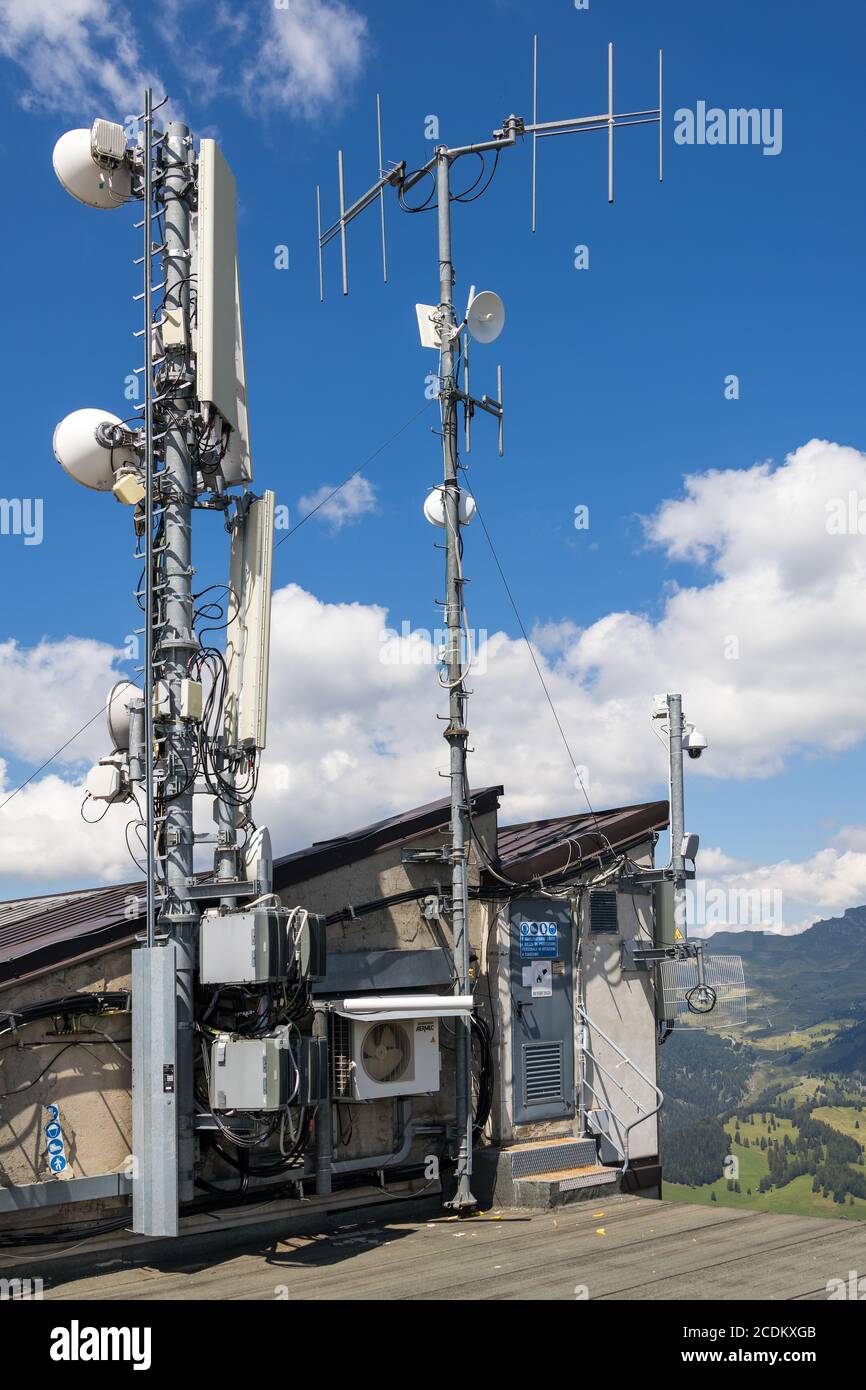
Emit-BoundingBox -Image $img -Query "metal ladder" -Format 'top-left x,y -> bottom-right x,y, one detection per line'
576,1003 -> 664,1175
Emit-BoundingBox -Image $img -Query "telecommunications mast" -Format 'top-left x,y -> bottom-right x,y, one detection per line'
315,38 -> 663,1210
53,98 -> 275,1236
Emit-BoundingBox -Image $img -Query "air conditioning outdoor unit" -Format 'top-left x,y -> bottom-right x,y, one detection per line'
330,994 -> 473,1102
350,1016 -> 440,1100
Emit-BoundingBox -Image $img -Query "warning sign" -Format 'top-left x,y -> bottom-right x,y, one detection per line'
530,962 -> 553,998
674,927 -> 685,942
519,920 -> 558,958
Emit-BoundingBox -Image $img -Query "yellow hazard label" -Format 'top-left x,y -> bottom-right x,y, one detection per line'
674,927 -> 685,941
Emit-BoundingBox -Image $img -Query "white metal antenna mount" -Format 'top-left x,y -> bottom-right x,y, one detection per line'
313,39 -> 663,1213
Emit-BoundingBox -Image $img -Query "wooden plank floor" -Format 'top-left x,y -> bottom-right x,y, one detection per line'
44,1196 -> 866,1301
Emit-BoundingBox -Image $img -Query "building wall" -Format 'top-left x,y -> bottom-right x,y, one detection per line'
491,839 -> 660,1161
0,948 -> 132,1194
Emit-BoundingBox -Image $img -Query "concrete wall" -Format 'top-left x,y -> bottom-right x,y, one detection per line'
0,948 -> 132,1193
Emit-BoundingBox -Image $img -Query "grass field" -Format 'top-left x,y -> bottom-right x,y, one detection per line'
749,1021 -> 848,1053
663,1109 -> 866,1222
812,1104 -> 866,1140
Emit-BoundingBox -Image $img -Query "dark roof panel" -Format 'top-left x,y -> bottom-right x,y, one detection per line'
0,789 -> 667,988
493,800 -> 669,885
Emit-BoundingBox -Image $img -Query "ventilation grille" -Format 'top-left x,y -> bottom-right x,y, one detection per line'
589,890 -> 618,934
523,1041 -> 564,1106
330,1012 -> 352,1099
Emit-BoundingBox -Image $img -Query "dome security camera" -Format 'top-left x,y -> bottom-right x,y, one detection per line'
682,727 -> 708,760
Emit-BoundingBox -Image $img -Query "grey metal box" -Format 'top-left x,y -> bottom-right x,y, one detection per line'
298,913 -> 327,982
209,1032 -> 290,1111
297,1035 -> 329,1106
199,907 -> 287,985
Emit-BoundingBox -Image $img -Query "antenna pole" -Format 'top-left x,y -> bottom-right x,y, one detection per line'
159,120 -> 200,1204
667,692 -> 685,933
436,149 -> 475,1212
143,89 -> 157,953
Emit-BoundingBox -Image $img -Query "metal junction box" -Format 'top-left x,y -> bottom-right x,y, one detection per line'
209,1031 -> 290,1111
208,1030 -> 329,1112
199,907 -> 327,987
199,906 -> 288,985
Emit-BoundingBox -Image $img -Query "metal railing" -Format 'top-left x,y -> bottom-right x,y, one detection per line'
576,1004 -> 663,1174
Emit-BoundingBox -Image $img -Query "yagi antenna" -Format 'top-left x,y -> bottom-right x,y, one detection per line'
531,38 -> 663,229
316,95 -> 406,300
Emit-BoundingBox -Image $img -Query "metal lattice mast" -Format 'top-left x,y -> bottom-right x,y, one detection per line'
142,89 -> 158,952
157,120 -> 200,1202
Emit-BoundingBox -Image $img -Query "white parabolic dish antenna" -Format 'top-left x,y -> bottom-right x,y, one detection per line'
107,680 -> 143,751
52,129 -> 131,209
423,487 -> 476,528
466,290 -> 505,344
53,408 -> 137,491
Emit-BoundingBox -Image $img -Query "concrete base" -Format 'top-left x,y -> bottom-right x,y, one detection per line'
470,1146 -> 662,1211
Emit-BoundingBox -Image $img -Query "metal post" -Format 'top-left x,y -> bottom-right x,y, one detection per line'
437,149 -> 475,1211
667,693 -> 686,936
159,120 -> 200,1205
313,1007 -> 333,1195
143,89 -> 157,953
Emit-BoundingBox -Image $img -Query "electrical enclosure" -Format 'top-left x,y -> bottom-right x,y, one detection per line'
199,906 -> 288,985
209,1031 -> 290,1111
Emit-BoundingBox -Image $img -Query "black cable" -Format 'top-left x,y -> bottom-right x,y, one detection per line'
458,469 -> 614,855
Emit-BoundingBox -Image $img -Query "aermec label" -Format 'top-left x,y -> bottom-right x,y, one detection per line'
519,920 -> 558,958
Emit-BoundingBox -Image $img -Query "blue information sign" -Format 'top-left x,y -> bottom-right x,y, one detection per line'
519,920 -> 559,958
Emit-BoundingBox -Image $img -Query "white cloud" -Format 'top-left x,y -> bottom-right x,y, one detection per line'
0,760 -> 133,884
5,438 -> 866,927
690,836 -> 866,938
0,637 -> 127,767
296,474 -> 377,531
0,0 -> 163,116
241,0 -> 367,118
0,0 -> 367,120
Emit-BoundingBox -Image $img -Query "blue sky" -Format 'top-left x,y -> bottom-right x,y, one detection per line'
0,0 -> 865,929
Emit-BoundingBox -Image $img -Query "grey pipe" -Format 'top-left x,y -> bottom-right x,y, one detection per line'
330,1099 -> 419,1174
313,1007 -> 333,1194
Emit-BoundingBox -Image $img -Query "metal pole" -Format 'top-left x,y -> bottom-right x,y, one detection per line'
159,120 -> 200,1205
437,149 -> 475,1211
313,1007 -> 333,1195
667,693 -> 686,936
143,89 -> 157,951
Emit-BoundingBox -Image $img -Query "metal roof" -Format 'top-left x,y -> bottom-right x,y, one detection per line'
0,790 -> 668,989
495,800 -> 669,885
272,785 -> 504,888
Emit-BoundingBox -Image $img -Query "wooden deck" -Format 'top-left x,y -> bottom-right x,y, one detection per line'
41,1194 -> 866,1301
